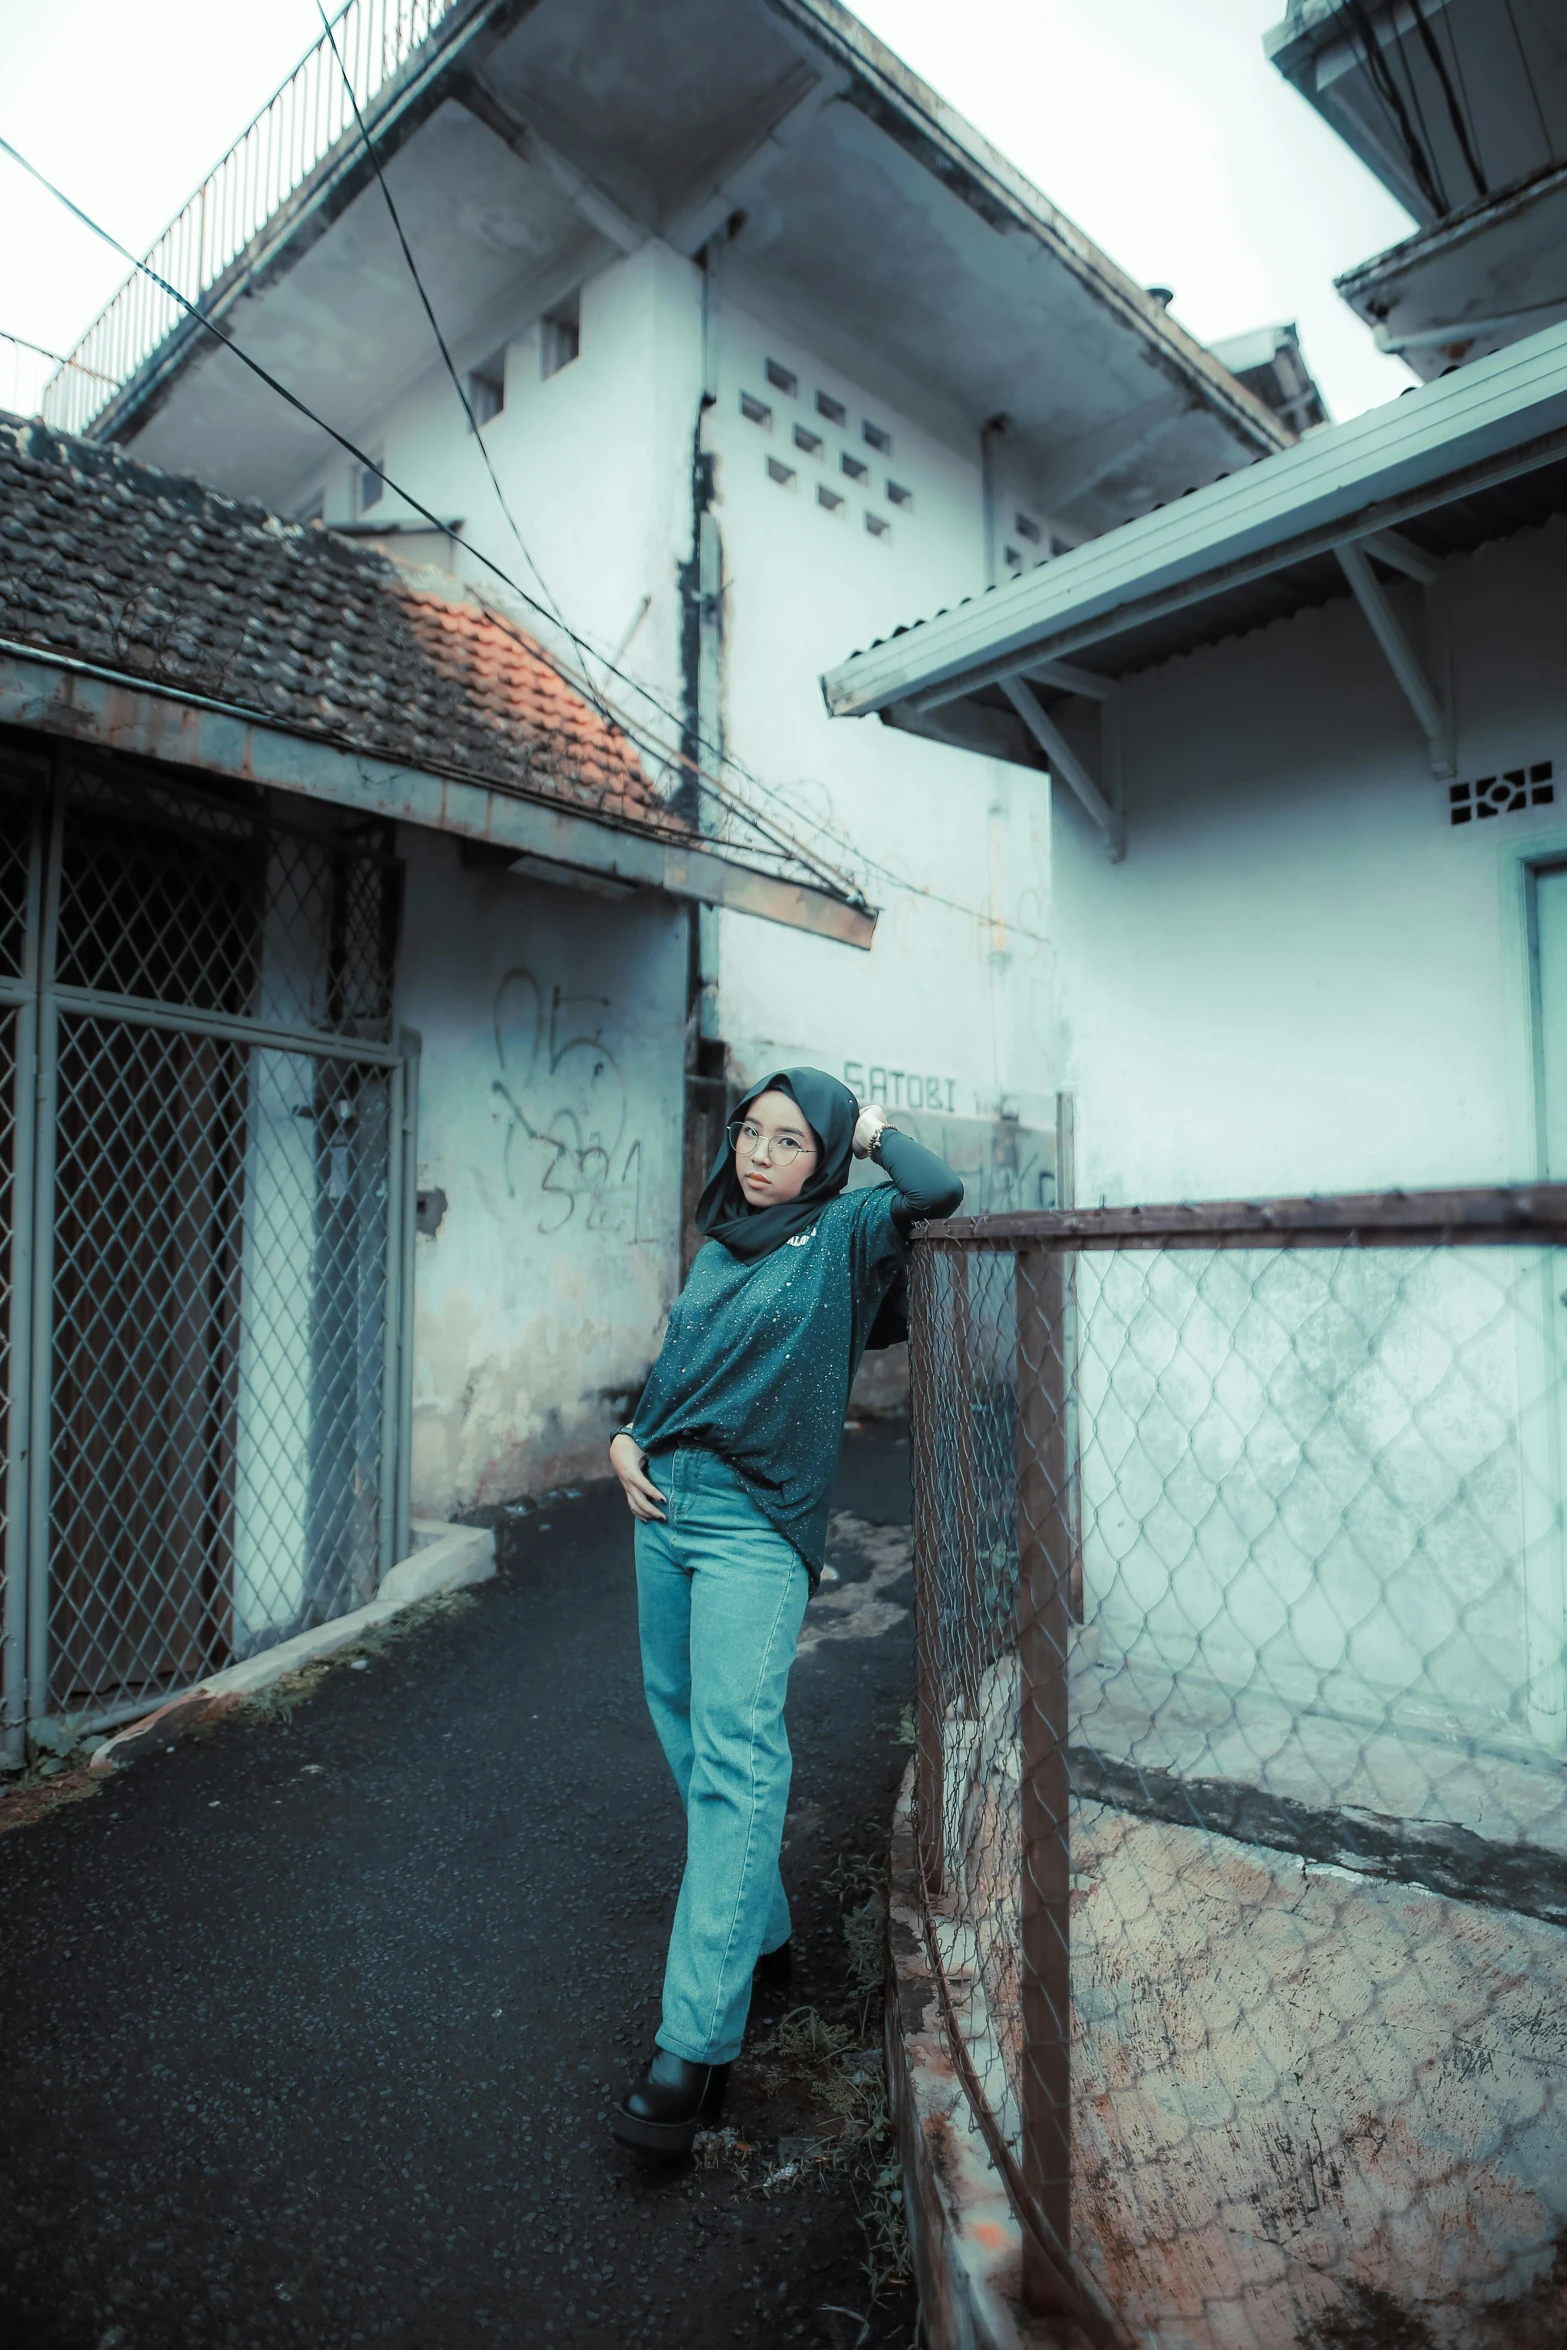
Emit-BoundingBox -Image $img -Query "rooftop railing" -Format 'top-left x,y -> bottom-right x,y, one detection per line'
42,0 -> 462,439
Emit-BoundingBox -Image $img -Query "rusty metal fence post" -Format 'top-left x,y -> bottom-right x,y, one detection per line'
907,1238 -> 944,1898
1015,1241 -> 1073,2295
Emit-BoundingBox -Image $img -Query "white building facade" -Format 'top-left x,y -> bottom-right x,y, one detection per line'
36,0 -> 1288,1518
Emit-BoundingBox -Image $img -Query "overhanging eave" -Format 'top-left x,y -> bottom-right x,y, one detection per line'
0,646 -> 876,949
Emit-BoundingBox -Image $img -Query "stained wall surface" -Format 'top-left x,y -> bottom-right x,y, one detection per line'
395,826 -> 687,1519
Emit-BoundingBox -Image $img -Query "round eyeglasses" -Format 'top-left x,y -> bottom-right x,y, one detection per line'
727,1118 -> 810,1166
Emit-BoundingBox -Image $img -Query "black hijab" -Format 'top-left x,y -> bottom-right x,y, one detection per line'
696,1067 -> 858,1260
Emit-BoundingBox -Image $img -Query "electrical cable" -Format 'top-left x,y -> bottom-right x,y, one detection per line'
1,325 -> 115,385
305,10 -> 841,879
0,132 -> 1058,947
308,2 -> 1050,936
1501,0 -> 1554,162
1343,0 -> 1447,217
311,2 -> 577,652
1383,5 -> 1451,213
1429,0 -> 1488,196
0,127 -> 865,909
310,15 -> 866,885
1407,0 -> 1486,199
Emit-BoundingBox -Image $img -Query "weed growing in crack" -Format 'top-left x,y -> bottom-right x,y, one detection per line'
232,1590 -> 478,1728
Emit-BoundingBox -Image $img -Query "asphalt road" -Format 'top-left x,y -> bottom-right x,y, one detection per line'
0,1425 -> 918,2350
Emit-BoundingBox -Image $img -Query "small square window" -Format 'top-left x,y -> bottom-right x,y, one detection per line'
887,480 -> 912,509
865,511 -> 891,539
541,291 -> 581,379
817,485 -> 844,515
841,453 -> 868,484
359,458 -> 385,512
793,424 -> 823,456
1015,512 -> 1041,544
1048,532 -> 1071,558
468,348 -> 506,428
863,420 -> 892,454
765,358 -> 798,396
767,457 -> 797,489
816,391 -> 847,425
741,391 -> 773,429
1004,544 -> 1022,569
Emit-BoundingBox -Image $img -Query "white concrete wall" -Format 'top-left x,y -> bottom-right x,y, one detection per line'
395,826 -> 687,1517
291,238 -> 1073,1483
305,238 -> 1062,1191
704,273 -> 1058,1188
1052,521 -> 1567,1208
1049,520 -> 1567,1753
306,239 -> 702,784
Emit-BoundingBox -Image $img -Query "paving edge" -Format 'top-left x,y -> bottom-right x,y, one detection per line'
88,1521 -> 496,1770
885,1758 -> 1065,2350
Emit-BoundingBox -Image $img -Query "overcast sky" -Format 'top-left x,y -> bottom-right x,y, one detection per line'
0,0 -> 1417,421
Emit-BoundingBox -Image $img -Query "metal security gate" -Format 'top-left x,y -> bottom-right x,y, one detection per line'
0,733 -> 416,1763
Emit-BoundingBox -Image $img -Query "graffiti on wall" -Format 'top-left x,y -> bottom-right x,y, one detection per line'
491,968 -> 653,1238
839,1058 -> 1056,1217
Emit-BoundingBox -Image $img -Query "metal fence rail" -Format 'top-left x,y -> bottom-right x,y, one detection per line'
907,1191 -> 1567,2345
0,733 -> 412,1764
41,0 -> 463,438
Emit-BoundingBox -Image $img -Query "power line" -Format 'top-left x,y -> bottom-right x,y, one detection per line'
1407,0 -> 1486,200
0,126 -> 866,910
309,11 -> 954,912
1344,0 -> 1447,217
1501,0 -> 1553,162
1,130 -> 1049,948
311,2 -> 575,651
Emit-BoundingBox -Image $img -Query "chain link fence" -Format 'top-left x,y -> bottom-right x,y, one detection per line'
907,1194 -> 1567,2347
0,733 -> 414,1763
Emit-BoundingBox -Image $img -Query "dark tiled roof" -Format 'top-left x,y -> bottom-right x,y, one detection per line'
0,414 -> 666,830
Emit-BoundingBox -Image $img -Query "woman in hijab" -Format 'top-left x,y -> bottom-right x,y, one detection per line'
607,1071 -> 962,2152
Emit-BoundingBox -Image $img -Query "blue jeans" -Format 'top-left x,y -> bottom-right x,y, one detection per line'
635,1447 -> 811,2064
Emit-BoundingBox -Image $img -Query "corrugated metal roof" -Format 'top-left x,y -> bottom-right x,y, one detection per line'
821,319 -> 1567,722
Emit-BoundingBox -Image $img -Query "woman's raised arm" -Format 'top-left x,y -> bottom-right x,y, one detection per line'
855,1109 -> 964,1227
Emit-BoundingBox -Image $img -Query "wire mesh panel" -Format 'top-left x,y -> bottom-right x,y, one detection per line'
0,730 -> 406,1742
0,745 -> 39,1764
908,1203 -> 1567,2347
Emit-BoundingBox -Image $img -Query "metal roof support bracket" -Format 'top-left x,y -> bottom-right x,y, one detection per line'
1335,540 -> 1455,779
1001,675 -> 1127,863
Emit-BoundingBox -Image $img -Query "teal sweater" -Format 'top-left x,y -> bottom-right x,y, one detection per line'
631,1129 -> 963,1576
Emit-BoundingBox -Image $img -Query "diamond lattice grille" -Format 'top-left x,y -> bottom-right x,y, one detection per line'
45,1024 -> 392,1714
0,746 -> 405,1733
908,1228 -> 1567,2341
56,762 -> 397,1041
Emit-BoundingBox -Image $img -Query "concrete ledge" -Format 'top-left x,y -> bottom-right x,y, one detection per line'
885,1760 -> 1065,2350
380,1520 -> 495,1605
90,1520 -> 495,1769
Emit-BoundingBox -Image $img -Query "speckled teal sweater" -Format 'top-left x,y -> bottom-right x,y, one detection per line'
631,1129 -> 962,1576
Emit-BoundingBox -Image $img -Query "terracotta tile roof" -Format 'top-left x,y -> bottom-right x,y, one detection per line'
0,413 -> 669,832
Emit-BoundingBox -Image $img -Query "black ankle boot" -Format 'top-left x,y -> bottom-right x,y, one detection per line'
752,1939 -> 793,1992
610,2049 -> 731,2155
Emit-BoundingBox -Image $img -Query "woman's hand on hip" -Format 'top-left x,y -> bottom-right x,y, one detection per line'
610,1431 -> 667,1522
853,1104 -> 889,1159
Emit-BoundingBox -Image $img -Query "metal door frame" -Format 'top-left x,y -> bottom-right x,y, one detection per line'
0,739 -> 417,1764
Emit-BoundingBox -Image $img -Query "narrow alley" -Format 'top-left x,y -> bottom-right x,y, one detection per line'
0,1428 -> 919,2350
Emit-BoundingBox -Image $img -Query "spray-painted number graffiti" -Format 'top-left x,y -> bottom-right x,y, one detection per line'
492,968 -> 651,1238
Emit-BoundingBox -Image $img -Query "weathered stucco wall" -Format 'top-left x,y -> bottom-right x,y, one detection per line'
1044,520 -> 1567,1756
710,277 -> 1059,1166
396,826 -> 686,1517
1051,519 -> 1567,1208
